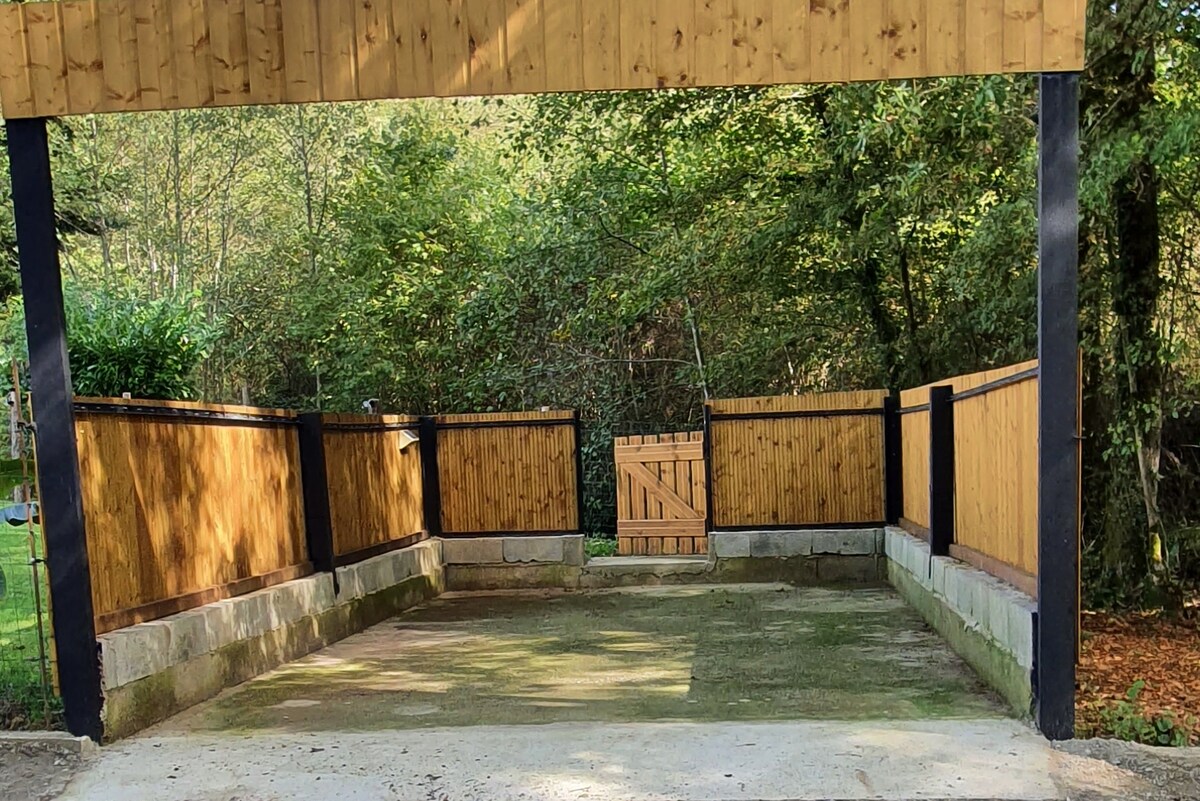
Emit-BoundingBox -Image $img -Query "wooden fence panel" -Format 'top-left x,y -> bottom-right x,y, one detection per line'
436,410 -> 579,535
708,390 -> 888,529
74,398 -> 308,634
897,359 -> 1042,592
321,414 -> 425,562
951,363 -> 1039,582
614,432 -> 706,556
898,390 -> 930,531
0,0 -> 1087,118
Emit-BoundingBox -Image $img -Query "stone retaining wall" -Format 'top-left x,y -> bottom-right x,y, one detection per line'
883,527 -> 1036,716
98,540 -> 444,741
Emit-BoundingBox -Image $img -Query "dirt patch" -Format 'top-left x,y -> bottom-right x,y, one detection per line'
0,742 -> 80,801
154,584 -> 1006,734
1077,610 -> 1200,744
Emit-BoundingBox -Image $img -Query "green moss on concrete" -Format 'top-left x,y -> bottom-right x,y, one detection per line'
160,584 -> 1007,734
445,563 -> 582,591
888,562 -> 1033,718
102,573 -> 442,741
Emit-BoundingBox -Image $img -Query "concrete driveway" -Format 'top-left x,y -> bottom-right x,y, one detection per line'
52,585 -> 1177,800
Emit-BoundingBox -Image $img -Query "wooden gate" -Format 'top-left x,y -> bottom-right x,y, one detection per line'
614,433 -> 707,556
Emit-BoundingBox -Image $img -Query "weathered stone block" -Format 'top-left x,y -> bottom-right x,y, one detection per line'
164,609 -> 212,666
748,531 -> 813,557
987,589 -> 1011,647
504,536 -> 565,563
562,535 -> 586,566
930,556 -> 949,597
442,537 -> 505,565
811,529 -> 879,556
100,622 -> 172,689
1008,597 -> 1036,669
711,532 -> 751,558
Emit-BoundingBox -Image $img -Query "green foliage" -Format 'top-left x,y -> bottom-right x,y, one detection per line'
585,537 -> 618,559
0,2 -> 1196,595
1095,680 -> 1195,748
0,287 -> 217,400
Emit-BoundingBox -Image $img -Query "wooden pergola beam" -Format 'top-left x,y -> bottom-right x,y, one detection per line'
0,0 -> 1087,119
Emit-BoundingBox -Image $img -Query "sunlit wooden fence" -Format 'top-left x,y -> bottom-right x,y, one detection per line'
705,391 -> 890,530
319,414 -> 425,565
898,360 -> 1041,596
75,399 -> 309,634
73,400 -> 580,634
432,411 -> 581,536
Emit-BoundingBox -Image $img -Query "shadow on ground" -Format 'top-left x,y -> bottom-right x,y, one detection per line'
156,584 -> 1006,734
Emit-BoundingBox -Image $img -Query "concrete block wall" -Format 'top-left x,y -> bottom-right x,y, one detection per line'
443,534 -> 586,590
708,528 -> 886,584
883,527 -> 1036,715
98,539 -> 444,740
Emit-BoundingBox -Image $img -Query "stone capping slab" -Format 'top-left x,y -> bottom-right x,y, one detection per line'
711,528 -> 883,560
883,526 -> 1035,669
442,535 -> 585,566
98,540 -> 443,692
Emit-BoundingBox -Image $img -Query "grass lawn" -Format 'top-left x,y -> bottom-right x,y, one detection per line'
0,514 -> 58,728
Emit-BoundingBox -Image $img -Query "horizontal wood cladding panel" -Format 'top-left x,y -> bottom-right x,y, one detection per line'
615,440 -> 704,463
708,393 -> 886,528
322,417 -> 424,558
0,0 -> 1087,118
76,405 -> 307,633
437,410 -> 578,534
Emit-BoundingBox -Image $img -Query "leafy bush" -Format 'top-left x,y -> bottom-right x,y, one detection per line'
1,287 -> 218,400
1096,681 -> 1195,747
585,537 -> 617,558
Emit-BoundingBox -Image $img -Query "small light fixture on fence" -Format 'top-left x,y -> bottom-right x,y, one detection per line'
397,429 -> 419,452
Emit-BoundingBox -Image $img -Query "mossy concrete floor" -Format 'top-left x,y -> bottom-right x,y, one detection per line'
155,584 -> 1005,734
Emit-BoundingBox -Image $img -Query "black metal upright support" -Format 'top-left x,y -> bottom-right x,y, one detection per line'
928,385 -> 955,557
882,394 -> 903,525
702,405 -> 715,534
297,413 -> 335,581
7,118 -> 102,741
572,411 -> 585,534
1036,72 -> 1081,741
419,416 -> 442,537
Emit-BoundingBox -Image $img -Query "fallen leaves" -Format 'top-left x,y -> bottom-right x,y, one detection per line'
1076,609 -> 1200,745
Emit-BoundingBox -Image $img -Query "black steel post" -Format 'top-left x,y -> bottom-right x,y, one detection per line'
1036,72 -> 1081,741
572,411 -> 585,534
419,416 -> 442,536
702,405 -> 715,533
7,118 -> 103,741
928,385 -> 955,557
297,413 -> 336,580
883,394 -> 903,525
